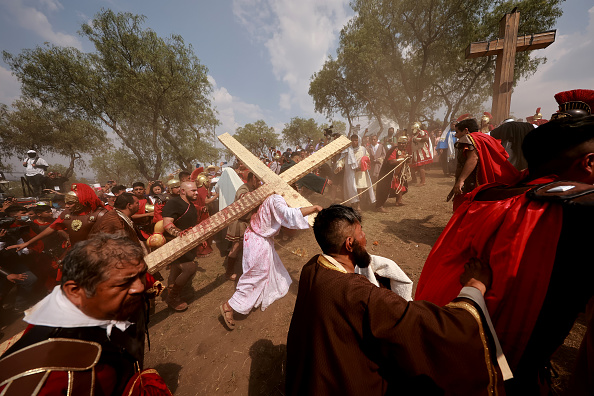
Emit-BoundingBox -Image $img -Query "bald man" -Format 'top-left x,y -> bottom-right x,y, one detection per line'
161,181 -> 199,311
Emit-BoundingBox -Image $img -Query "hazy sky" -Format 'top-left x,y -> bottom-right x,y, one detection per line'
0,0 -> 592,144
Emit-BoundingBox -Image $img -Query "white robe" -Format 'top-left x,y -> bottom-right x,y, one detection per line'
337,146 -> 376,204
215,167 -> 244,211
228,194 -> 310,315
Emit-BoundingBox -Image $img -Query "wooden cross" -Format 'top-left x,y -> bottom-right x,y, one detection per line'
144,134 -> 351,274
465,9 -> 556,124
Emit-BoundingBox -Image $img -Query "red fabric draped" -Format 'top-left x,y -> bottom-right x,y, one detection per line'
415,176 -> 562,369
453,133 -> 521,211
71,183 -> 104,211
468,132 -> 519,186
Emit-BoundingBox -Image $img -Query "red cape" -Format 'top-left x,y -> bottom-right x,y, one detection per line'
468,132 -> 519,185
416,176 -> 562,369
453,133 -> 520,210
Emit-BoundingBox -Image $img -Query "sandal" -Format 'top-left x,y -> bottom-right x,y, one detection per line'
220,302 -> 236,330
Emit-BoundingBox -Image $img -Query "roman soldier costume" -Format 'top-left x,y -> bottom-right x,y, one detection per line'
550,89 -> 594,120
410,122 -> 433,167
526,107 -> 548,126
479,112 -> 494,133
50,184 -> 107,246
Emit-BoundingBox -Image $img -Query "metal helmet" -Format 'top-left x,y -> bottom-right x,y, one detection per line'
64,191 -> 79,204
145,204 -> 155,213
397,136 -> 409,144
195,173 -> 209,188
166,178 -> 181,188
533,107 -> 543,121
481,112 -> 492,124
412,122 -> 422,131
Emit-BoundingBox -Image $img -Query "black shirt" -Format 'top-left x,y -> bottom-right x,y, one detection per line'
162,196 -> 198,230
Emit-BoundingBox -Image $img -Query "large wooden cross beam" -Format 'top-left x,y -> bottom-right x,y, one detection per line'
465,10 -> 556,125
144,134 -> 351,274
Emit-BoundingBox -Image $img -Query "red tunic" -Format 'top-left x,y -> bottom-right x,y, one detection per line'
416,176 -> 562,369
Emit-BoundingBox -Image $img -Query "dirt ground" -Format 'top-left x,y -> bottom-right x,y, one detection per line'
0,168 -> 584,394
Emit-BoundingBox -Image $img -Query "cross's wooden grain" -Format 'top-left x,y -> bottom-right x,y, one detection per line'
465,11 -> 556,124
145,134 -> 350,273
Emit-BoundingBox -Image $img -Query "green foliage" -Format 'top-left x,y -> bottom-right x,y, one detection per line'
310,0 -> 564,129
3,9 -> 219,181
47,163 -> 76,179
233,120 -> 280,158
0,100 -> 107,178
281,117 -> 323,149
89,146 -> 145,185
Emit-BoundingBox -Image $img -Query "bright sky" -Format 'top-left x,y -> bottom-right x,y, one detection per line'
0,0 -> 592,142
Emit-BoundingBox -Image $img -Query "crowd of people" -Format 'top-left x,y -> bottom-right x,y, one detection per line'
0,89 -> 593,395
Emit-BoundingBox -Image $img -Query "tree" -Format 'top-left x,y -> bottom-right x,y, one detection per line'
0,100 -> 107,178
233,120 -> 280,158
281,117 -> 323,149
3,9 -> 219,181
310,0 -> 563,129
89,146 -> 145,185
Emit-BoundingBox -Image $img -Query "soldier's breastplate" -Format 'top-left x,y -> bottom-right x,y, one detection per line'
62,209 -> 105,245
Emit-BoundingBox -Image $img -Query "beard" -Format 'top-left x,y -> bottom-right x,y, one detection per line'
352,239 -> 371,268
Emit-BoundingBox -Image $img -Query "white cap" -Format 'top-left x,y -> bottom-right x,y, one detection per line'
27,150 -> 36,154
106,192 -> 115,197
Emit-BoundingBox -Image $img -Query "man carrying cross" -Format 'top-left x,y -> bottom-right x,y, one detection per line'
220,195 -> 322,330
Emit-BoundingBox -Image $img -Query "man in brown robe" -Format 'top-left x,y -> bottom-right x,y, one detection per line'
89,192 -> 147,255
286,204 -> 505,396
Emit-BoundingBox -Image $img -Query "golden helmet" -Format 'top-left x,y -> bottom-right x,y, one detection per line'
145,203 -> 155,213
166,178 -> 180,188
273,154 -> 281,161
481,112 -> 492,124
195,173 -> 209,188
412,122 -> 422,131
533,107 -> 543,121
397,136 -> 408,144
65,190 -> 78,204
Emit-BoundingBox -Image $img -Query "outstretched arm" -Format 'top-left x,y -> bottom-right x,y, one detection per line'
300,205 -> 323,217
7,226 -> 56,251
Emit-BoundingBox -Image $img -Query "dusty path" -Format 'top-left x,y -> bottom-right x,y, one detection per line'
0,168 -> 583,394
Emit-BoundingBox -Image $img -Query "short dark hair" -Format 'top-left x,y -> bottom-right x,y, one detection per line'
5,205 -> 27,216
290,152 -> 300,159
456,118 -> 479,133
179,171 -> 191,180
132,182 -> 145,189
111,185 -> 126,195
313,205 -> 362,254
522,115 -> 594,176
247,172 -> 256,183
34,205 -> 52,214
61,234 -> 144,297
114,192 -> 137,210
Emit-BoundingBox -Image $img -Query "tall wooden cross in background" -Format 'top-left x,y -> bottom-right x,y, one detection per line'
465,9 -> 556,124
144,134 -> 351,274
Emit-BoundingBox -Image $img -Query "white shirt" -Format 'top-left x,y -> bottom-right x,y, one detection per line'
25,286 -> 132,337
23,156 -> 48,176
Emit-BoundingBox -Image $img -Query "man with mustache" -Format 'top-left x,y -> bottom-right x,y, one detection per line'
0,234 -> 170,395
286,205 -> 504,396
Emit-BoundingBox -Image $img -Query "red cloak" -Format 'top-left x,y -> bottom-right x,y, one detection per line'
416,176 -> 562,369
468,132 -> 519,185
453,133 -> 520,210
